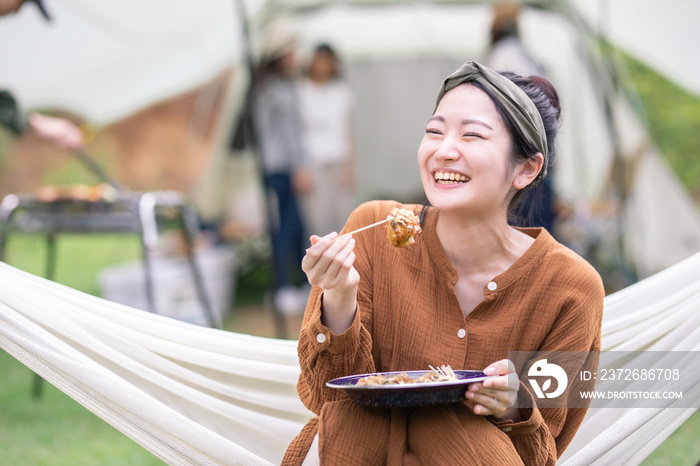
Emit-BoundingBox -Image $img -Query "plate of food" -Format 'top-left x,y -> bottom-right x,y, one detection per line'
326,366 -> 493,408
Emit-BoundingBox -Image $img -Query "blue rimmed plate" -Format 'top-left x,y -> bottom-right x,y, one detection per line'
326,370 -> 492,408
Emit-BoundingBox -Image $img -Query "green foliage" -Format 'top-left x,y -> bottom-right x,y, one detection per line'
620,53 -> 700,198
229,235 -> 274,305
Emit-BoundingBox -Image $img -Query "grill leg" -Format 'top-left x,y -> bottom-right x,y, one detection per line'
32,233 -> 58,400
0,229 -> 6,262
135,195 -> 157,314
180,206 -> 217,328
45,233 -> 57,281
0,197 -> 20,262
140,235 -> 156,314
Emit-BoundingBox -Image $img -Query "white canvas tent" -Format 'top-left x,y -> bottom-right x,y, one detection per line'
2,0 -> 700,279
0,0 -> 242,124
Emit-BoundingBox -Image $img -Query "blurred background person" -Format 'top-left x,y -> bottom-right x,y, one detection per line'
1,0 -> 84,150
1,91 -> 83,150
252,24 -> 311,316
297,43 -> 356,236
482,1 -> 557,238
482,1 -> 543,78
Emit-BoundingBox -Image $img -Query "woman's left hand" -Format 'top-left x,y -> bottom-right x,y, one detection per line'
465,359 -> 520,421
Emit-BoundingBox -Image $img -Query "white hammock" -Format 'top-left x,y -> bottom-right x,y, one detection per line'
1,251 -> 699,466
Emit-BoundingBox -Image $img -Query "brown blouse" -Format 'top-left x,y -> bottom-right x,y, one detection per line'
282,201 -> 604,465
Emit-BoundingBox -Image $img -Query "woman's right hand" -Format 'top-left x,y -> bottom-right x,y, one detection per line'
302,232 -> 359,333
303,232 -> 359,292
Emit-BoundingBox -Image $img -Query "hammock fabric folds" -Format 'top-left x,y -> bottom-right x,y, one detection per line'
1,251 -> 700,465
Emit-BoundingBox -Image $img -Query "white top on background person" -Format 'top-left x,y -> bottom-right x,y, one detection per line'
297,74 -> 354,166
482,1 -> 544,78
297,43 -> 356,236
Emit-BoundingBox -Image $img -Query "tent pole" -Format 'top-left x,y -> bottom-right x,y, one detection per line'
563,0 -> 638,286
232,0 -> 288,339
594,1 -> 638,285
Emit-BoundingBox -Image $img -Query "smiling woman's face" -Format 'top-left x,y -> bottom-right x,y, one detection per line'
418,83 -> 519,220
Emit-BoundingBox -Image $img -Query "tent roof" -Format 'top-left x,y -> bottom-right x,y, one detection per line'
265,0 -> 700,95
1,0 -> 698,125
0,0 -> 241,124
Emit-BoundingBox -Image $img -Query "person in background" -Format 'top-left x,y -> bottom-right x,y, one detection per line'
1,0 -> 84,151
252,24 -> 312,316
482,1 -> 543,78
297,43 -> 356,236
482,1 -> 557,236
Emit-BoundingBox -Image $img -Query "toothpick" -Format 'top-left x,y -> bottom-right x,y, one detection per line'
338,218 -> 387,239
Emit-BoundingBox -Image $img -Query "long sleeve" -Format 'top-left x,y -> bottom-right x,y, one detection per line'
295,204 -> 382,415
296,291 -> 375,415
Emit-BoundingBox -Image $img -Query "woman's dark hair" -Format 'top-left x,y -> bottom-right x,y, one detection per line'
309,43 -> 341,79
470,72 -> 561,226
315,43 -> 337,58
255,55 -> 287,84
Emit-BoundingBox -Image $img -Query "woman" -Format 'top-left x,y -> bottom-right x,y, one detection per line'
283,62 -> 604,465
297,43 -> 356,236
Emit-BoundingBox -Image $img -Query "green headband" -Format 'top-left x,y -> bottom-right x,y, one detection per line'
435,61 -> 548,177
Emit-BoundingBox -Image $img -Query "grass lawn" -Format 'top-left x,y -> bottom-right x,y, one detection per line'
641,409 -> 700,465
0,234 -> 164,464
0,350 -> 164,466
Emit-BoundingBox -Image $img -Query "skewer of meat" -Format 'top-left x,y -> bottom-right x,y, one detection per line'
339,206 -> 422,248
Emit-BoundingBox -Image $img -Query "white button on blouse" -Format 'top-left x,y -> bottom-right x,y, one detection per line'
316,333 -> 326,344
457,328 -> 467,339
487,281 -> 497,291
